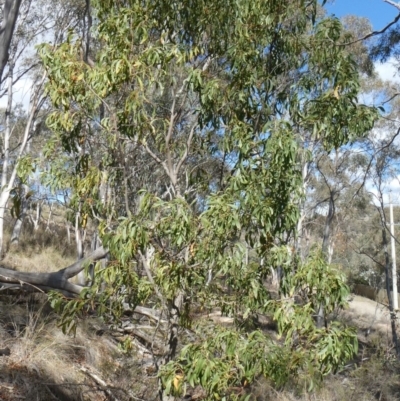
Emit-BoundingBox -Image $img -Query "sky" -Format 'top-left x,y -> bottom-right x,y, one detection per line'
325,0 -> 400,84
325,1 -> 400,204
325,0 -> 398,31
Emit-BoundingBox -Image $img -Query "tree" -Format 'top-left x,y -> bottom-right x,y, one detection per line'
0,0 -> 91,254
0,0 -> 23,83
0,1 -> 379,399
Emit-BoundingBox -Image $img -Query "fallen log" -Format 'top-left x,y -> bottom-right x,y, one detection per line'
0,247 -> 109,296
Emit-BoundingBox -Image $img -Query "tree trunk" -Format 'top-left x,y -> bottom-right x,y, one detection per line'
379,206 -> 400,357
66,221 -> 71,244
159,291 -> 184,401
76,210 -> 86,285
32,201 -> 42,230
322,192 -> 335,257
0,246 -> 108,295
0,68 -> 45,256
0,0 -> 22,83
0,51 -> 14,258
10,184 -> 30,247
45,202 -> 53,231
389,197 -> 398,310
317,191 -> 336,328
295,160 -> 310,259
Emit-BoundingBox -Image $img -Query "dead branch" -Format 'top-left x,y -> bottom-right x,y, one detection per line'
0,247 -> 109,295
80,366 -> 121,401
124,304 -> 167,323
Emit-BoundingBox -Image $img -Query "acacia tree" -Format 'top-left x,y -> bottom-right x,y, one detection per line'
0,0 -> 379,399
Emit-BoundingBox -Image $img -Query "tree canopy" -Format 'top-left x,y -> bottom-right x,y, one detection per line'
0,0 -> 384,400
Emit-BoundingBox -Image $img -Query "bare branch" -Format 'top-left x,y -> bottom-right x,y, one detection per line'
175,123 -> 196,177
342,10 -> 400,46
385,0 -> 400,11
0,246 -> 109,295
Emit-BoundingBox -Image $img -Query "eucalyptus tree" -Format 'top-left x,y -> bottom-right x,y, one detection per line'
0,0 -> 92,253
0,0 -> 48,257
0,0 -> 23,83
0,0 -> 379,399
293,14 -> 375,266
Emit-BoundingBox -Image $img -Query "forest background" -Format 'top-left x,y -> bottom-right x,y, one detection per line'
1,0 -> 400,400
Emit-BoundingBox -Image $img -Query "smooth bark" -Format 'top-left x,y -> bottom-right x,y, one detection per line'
0,246 -> 109,295
0,0 -> 22,83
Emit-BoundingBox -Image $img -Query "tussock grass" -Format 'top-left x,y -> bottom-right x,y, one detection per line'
0,296 -> 157,401
2,222 -> 79,273
0,217 -> 160,400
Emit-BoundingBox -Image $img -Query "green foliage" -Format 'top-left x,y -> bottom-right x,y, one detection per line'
161,328 -> 296,400
38,0 -> 378,397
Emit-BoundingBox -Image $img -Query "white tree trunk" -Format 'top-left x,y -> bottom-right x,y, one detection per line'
45,202 -> 53,231
76,210 -> 86,285
66,221 -> 71,244
10,184 -> 30,247
390,197 -> 398,310
0,69 -> 45,256
296,160 -> 310,260
32,201 -> 42,231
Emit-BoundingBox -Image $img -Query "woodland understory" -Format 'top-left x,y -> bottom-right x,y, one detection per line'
2,0 -> 400,400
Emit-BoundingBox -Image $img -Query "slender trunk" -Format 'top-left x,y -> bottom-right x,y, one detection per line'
75,211 -> 84,259
316,191 -> 336,328
45,202 -> 53,232
66,221 -> 71,244
322,192 -> 335,256
33,201 -> 42,230
380,212 -> 400,357
0,69 -> 45,255
0,197 -> 7,258
159,291 -> 184,401
295,160 -> 309,259
389,197 -> 398,310
76,209 -> 86,285
0,0 -> 22,82
10,184 -> 30,247
0,54 -> 14,257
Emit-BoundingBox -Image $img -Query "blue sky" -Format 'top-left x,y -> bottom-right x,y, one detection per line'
325,1 -> 400,86
325,0 -> 398,30
323,2 -> 400,203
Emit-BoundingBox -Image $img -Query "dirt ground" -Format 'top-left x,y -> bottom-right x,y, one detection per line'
341,295 -> 397,341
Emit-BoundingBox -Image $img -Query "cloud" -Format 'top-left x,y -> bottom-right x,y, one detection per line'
367,177 -> 400,206
374,58 -> 400,83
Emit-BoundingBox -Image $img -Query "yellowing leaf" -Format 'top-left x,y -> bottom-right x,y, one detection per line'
333,85 -> 341,99
173,373 -> 184,390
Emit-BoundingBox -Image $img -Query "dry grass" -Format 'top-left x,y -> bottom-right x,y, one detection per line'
0,298 -> 95,400
248,352 -> 400,401
0,295 -> 158,401
1,221 -> 80,273
0,220 -> 158,401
